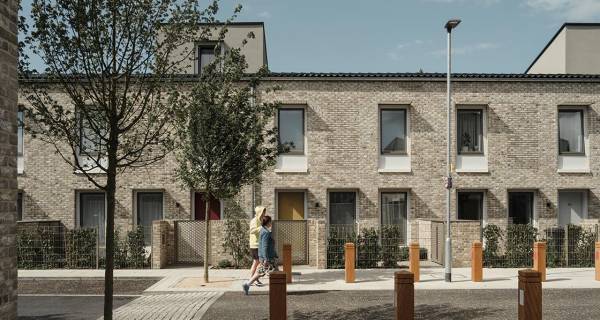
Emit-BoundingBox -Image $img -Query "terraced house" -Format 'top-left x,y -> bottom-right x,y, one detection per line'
17,22 -> 600,268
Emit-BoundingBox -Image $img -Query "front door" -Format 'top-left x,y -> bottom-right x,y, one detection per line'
277,192 -> 305,220
558,191 -> 585,226
194,192 -> 220,220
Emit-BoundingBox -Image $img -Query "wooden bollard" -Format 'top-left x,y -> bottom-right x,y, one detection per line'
269,272 -> 287,320
409,242 -> 420,282
345,243 -> 355,283
471,241 -> 483,282
394,271 -> 414,320
595,242 -> 600,281
533,242 -> 546,282
283,244 -> 292,284
518,269 -> 542,320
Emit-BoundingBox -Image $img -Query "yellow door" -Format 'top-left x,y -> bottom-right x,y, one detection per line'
278,192 -> 305,220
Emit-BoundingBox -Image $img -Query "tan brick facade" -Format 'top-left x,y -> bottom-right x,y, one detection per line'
0,0 -> 19,317
17,76 -> 600,268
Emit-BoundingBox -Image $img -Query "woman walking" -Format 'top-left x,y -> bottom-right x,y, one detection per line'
243,215 -> 278,295
248,206 -> 266,286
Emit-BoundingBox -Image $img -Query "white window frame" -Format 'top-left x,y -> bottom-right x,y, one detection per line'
378,105 -> 411,173
455,105 -> 488,173
275,189 -> 308,220
557,106 -> 589,173
275,105 -> 308,173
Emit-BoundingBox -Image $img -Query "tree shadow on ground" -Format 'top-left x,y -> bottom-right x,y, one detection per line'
290,303 -> 502,320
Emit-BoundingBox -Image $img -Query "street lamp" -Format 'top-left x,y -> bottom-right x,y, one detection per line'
444,18 -> 460,283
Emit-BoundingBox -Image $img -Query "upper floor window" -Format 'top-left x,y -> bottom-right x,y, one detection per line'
197,45 -> 216,75
78,109 -> 105,156
380,109 -> 407,154
17,110 -> 23,157
558,109 -> 584,154
457,109 -> 483,154
278,108 -> 305,155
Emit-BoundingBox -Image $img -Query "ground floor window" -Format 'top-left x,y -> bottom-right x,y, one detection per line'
457,192 -> 483,220
329,192 -> 356,225
17,192 -> 23,221
381,192 -> 407,244
277,191 -> 305,220
194,192 -> 220,220
558,191 -> 587,226
508,192 -> 534,225
137,192 -> 163,245
79,192 -> 106,243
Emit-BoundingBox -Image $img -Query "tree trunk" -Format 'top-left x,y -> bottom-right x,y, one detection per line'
204,195 -> 210,283
104,162 -> 116,320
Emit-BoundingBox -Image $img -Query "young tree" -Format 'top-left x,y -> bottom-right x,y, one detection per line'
20,1 -> 234,318
174,46 -> 282,282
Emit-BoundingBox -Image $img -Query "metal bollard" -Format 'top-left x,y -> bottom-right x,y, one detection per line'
269,272 -> 287,320
595,242 -> 600,281
283,244 -> 292,284
409,242 -> 420,282
394,271 -> 414,320
533,242 -> 546,282
471,241 -> 483,282
345,243 -> 355,283
518,269 -> 542,320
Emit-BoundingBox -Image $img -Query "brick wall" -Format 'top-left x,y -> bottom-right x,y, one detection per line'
17,76 -> 600,269
0,0 -> 19,317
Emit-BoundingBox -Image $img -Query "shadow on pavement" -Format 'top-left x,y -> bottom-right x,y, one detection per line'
291,303 -> 502,320
19,315 -> 67,320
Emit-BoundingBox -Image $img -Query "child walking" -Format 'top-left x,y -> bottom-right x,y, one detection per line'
243,215 -> 278,295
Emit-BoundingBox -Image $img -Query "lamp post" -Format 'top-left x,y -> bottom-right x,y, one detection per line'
444,18 -> 460,283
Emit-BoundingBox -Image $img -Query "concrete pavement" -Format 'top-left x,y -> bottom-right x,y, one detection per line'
19,266 -> 600,292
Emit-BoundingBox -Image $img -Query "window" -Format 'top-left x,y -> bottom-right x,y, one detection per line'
457,109 -> 483,154
457,192 -> 483,220
194,192 -> 221,220
278,108 -> 305,154
17,110 -> 23,157
381,192 -> 407,243
17,192 -> 23,221
380,109 -> 407,154
508,192 -> 534,225
198,46 -> 216,75
137,192 -> 163,245
79,192 -> 106,243
78,109 -> 105,156
558,191 -> 586,226
558,109 -> 584,154
329,192 -> 356,225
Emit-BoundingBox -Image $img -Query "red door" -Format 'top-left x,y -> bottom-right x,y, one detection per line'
194,192 -> 221,220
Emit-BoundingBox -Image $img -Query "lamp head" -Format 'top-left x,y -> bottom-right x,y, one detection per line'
445,19 -> 461,31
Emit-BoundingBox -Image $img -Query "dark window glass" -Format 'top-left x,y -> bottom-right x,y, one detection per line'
137,192 -> 163,245
457,109 -> 483,154
380,109 -> 407,154
278,108 -> 305,154
78,109 -> 105,156
558,110 -> 584,154
381,192 -> 407,243
508,192 -> 534,225
17,192 -> 23,221
457,192 -> 483,220
198,46 -> 216,74
17,111 -> 23,156
80,193 -> 106,244
329,192 -> 356,225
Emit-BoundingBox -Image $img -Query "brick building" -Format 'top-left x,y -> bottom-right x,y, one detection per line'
0,0 -> 19,318
16,22 -> 600,268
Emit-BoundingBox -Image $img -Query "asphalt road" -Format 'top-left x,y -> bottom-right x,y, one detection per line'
204,289 -> 600,320
18,295 -> 137,320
